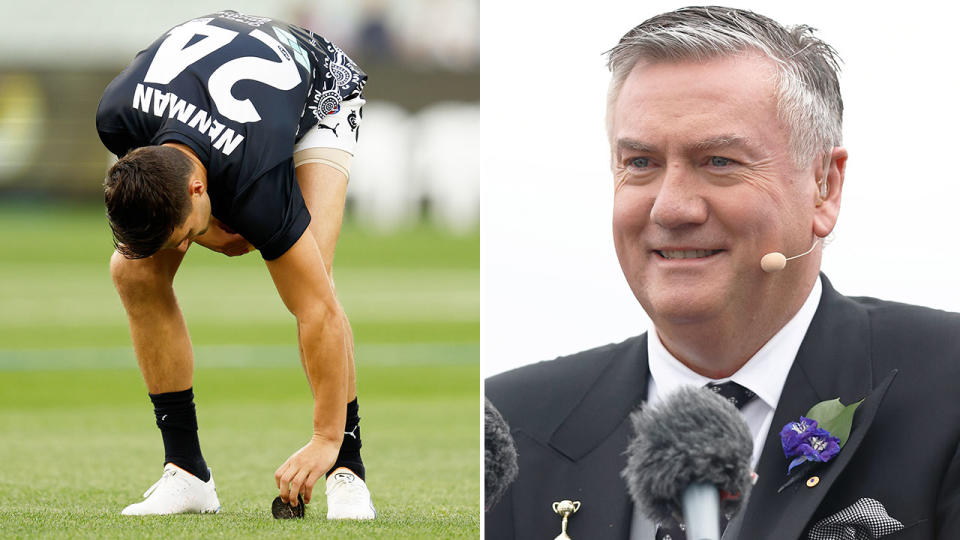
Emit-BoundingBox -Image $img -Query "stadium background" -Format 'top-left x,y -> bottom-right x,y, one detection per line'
0,1 -> 479,537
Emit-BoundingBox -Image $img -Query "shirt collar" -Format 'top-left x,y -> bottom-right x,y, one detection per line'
648,276 -> 823,408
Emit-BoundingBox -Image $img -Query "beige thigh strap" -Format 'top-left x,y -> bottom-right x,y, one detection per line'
293,147 -> 352,179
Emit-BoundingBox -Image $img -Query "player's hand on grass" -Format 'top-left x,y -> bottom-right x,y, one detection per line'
275,436 -> 340,507
193,217 -> 254,256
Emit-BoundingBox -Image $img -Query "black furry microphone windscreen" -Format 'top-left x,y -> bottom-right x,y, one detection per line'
621,385 -> 754,523
484,397 -> 518,510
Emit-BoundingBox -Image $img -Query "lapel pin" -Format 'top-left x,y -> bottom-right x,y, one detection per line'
806,476 -> 820,488
551,499 -> 581,540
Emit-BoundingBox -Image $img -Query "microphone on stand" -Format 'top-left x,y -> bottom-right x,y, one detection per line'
621,386 -> 754,540
485,397 -> 518,510
760,237 -> 821,273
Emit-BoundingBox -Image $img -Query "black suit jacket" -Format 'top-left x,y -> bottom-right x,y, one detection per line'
486,276 -> 960,539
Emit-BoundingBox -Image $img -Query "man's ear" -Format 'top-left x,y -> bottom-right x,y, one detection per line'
813,146 -> 847,238
188,177 -> 206,197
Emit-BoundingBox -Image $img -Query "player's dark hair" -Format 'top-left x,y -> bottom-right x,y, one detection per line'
104,146 -> 194,259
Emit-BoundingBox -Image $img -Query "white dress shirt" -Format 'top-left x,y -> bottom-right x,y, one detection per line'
630,276 -> 823,539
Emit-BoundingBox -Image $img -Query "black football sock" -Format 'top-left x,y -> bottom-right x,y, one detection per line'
149,388 -> 210,482
328,398 -> 365,480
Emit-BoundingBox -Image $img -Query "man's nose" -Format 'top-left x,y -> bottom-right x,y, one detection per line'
649,164 -> 708,229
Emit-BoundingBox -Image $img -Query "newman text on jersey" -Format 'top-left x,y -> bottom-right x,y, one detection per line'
133,83 -> 245,156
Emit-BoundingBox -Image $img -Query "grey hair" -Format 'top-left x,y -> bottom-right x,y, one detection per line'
606,6 -> 843,165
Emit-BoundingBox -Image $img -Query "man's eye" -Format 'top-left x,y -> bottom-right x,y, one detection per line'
710,156 -> 733,167
630,157 -> 650,168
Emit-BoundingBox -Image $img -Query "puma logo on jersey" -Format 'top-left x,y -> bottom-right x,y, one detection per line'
318,122 -> 339,136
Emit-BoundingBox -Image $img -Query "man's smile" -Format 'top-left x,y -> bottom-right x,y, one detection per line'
654,249 -> 724,260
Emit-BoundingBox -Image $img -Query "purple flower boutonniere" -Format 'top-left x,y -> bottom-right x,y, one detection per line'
780,416 -> 841,473
778,397 -> 864,487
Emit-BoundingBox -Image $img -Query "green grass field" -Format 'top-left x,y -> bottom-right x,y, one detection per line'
0,202 -> 480,539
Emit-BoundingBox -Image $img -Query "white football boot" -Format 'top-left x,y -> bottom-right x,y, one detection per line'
325,467 -> 376,520
121,463 -> 221,515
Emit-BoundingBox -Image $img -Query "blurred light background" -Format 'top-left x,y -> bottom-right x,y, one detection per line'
483,1 -> 960,375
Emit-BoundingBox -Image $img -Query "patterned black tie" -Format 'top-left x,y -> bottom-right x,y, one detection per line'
654,382 -> 757,540
704,381 -> 757,411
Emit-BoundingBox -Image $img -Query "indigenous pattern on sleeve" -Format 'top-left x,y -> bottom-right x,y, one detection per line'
95,10 -> 366,259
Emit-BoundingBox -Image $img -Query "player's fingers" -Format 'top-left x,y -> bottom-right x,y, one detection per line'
289,469 -> 310,507
279,467 -> 297,502
277,463 -> 296,502
302,470 -> 323,504
275,463 -> 288,491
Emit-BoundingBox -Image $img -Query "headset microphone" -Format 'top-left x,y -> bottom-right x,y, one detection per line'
760,238 -> 821,273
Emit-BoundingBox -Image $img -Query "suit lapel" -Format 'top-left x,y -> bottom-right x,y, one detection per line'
540,334 -> 649,538
729,275 -> 895,540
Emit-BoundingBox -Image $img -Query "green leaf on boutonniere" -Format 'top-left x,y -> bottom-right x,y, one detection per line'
804,398 -> 864,448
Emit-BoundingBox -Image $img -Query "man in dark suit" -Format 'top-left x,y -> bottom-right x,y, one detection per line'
486,7 -> 960,539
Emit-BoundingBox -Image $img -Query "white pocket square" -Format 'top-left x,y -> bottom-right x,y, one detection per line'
807,498 -> 904,540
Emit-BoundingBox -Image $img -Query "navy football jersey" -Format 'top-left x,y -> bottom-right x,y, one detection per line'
96,10 -> 366,259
